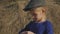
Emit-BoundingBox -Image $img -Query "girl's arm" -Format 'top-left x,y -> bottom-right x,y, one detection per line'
47,22 -> 54,34
19,21 -> 33,34
19,24 -> 29,34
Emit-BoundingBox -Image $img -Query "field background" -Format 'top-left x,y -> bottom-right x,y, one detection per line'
0,0 -> 60,34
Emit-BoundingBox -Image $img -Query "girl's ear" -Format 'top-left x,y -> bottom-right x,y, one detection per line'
42,7 -> 47,13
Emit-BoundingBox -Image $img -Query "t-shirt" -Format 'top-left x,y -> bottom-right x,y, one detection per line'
19,20 -> 53,34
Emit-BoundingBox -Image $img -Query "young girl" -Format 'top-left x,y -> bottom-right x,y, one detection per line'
19,0 -> 53,34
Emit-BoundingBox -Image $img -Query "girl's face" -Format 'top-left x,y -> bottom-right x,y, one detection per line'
30,7 -> 46,22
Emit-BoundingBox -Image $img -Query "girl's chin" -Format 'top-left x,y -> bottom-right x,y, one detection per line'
33,19 -> 41,22
33,19 -> 39,22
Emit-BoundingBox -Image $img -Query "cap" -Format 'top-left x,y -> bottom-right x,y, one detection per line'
23,0 -> 46,11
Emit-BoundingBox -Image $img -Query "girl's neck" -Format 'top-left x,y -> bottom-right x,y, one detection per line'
36,15 -> 47,23
41,15 -> 47,23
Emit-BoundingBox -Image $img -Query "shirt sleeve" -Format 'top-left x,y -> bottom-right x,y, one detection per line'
47,21 -> 54,34
19,24 -> 30,34
18,21 -> 32,34
36,21 -> 54,34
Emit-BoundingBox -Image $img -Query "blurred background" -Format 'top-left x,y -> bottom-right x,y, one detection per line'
0,0 -> 60,34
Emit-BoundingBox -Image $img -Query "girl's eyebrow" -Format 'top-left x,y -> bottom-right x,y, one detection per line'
30,8 -> 36,11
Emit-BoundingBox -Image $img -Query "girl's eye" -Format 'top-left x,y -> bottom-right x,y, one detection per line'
32,14 -> 37,16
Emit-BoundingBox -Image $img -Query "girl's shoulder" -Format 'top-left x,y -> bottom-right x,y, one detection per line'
46,20 -> 52,25
44,20 -> 53,27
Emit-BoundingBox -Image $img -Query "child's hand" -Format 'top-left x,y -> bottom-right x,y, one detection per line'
20,31 -> 35,34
